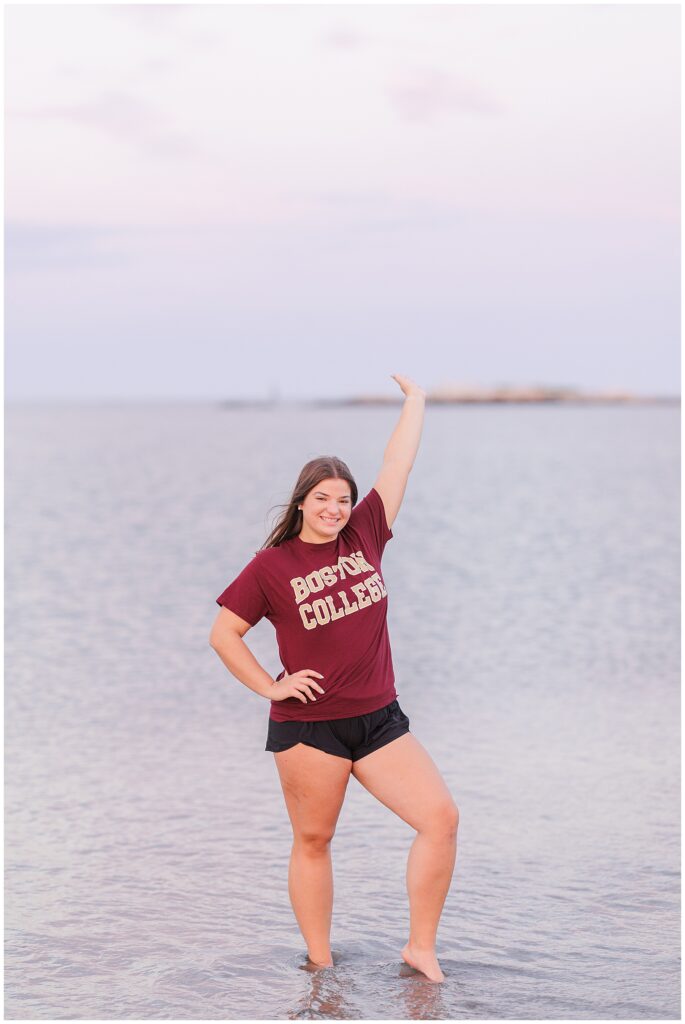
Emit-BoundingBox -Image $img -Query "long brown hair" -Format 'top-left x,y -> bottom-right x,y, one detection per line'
259,456 -> 358,551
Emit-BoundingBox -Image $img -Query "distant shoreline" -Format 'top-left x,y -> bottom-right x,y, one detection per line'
6,392 -> 679,407
220,391 -> 680,408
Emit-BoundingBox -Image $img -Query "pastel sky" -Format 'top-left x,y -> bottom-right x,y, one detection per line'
5,3 -> 680,400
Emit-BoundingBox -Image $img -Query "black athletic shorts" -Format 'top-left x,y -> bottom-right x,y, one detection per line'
265,698 -> 411,762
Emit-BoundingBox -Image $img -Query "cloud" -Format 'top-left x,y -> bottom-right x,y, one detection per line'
321,27 -> 367,50
388,68 -> 505,122
9,91 -> 197,160
279,189 -> 468,237
107,5 -> 193,33
5,222 -> 132,273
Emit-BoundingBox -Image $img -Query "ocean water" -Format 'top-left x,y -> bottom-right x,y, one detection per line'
5,401 -> 680,1020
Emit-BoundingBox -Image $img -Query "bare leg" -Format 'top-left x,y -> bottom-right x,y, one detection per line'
352,733 -> 459,983
288,836 -> 335,965
274,743 -> 352,966
404,825 -> 458,976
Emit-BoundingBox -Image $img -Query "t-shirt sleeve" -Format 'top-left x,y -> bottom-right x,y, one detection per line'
215,555 -> 271,626
350,486 -> 394,558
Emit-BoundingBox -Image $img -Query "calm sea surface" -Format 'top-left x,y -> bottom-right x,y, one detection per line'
5,402 -> 680,1020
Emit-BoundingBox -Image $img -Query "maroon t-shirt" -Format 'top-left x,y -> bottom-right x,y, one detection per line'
215,486 -> 396,722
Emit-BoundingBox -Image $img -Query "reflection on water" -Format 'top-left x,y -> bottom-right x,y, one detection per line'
291,947 -> 450,1020
5,402 -> 680,1019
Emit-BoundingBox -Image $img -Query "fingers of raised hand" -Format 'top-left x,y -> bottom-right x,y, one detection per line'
391,373 -> 424,397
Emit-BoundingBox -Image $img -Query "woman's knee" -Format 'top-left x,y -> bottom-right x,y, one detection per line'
293,827 -> 336,852
421,799 -> 459,838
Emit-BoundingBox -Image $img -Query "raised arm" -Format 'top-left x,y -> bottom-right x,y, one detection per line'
373,374 -> 426,531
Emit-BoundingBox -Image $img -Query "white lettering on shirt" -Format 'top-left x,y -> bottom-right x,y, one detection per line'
296,563 -> 388,631
290,551 -> 379,605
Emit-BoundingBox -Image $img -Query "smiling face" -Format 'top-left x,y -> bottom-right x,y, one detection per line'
297,477 -> 353,543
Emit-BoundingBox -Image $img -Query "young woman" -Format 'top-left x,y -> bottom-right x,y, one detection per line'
209,374 -> 459,984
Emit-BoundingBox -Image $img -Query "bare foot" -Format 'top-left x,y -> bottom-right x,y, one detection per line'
401,942 -> 445,983
307,954 -> 334,968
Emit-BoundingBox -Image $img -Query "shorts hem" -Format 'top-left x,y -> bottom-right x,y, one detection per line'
351,726 -> 411,762
265,739 -> 353,759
